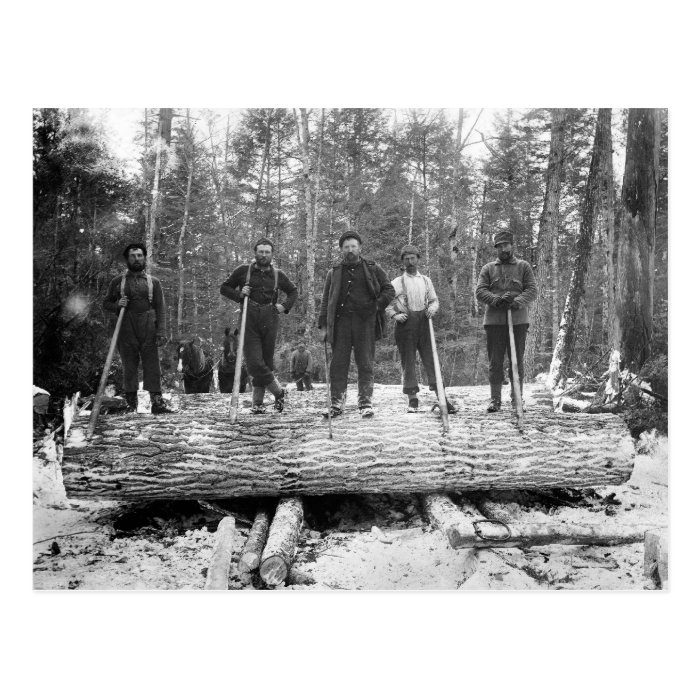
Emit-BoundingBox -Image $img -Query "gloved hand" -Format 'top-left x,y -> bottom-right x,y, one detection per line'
394,313 -> 408,323
491,295 -> 505,308
501,291 -> 517,306
425,307 -> 437,319
509,299 -> 522,311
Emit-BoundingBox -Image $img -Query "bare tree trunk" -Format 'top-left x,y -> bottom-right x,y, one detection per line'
294,108 -> 316,332
613,109 -> 659,371
254,110 -> 272,214
548,109 -> 611,389
147,109 -> 165,272
524,108 -> 566,379
447,109 -> 464,321
177,110 -> 195,336
310,109 -> 325,331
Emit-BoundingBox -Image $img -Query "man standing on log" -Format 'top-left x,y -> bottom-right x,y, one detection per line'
318,231 -> 395,418
220,238 -> 298,413
475,229 -> 537,412
102,243 -> 172,414
218,327 -> 248,394
290,341 -> 314,391
386,245 -> 457,414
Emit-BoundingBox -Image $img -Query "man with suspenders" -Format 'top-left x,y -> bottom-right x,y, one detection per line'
386,245 -> 457,414
102,243 -> 172,413
220,238 -> 298,413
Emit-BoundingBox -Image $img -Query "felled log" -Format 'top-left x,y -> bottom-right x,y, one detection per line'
446,518 -> 654,549
204,517 -> 237,590
61,389 -> 635,500
238,509 -> 270,575
259,498 -> 304,586
644,528 -> 668,589
421,493 -> 482,550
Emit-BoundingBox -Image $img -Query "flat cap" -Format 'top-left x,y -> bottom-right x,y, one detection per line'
338,231 -> 362,247
493,229 -> 513,247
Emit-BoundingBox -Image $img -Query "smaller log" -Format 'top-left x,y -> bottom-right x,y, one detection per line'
238,509 -> 271,574
421,493 -> 480,579
204,517 -> 237,590
644,528 -> 668,589
259,498 -> 304,586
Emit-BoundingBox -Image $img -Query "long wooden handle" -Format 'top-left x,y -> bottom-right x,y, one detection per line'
507,309 -> 524,430
87,307 -> 126,438
428,317 -> 449,433
229,296 -> 249,422
323,339 -> 333,439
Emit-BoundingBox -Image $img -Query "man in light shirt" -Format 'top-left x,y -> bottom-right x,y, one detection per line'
386,245 -> 457,414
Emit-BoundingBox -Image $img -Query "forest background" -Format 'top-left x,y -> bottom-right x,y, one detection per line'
32,107 -> 668,425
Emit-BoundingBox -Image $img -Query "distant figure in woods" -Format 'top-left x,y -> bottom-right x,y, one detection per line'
220,238 -> 298,413
386,244 -> 457,414
219,327 -> 248,394
102,243 -> 172,413
475,229 -> 537,412
318,231 -> 395,418
290,341 -> 314,391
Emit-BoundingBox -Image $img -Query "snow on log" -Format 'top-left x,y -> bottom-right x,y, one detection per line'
259,498 -> 304,586
204,517 -> 237,590
61,388 -> 635,500
421,493 -> 482,549
238,509 -> 270,575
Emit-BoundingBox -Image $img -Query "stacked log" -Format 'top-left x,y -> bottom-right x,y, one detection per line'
259,498 -> 304,586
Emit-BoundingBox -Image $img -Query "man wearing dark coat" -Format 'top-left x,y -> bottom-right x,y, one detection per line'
220,238 -> 298,413
102,243 -> 172,413
318,231 -> 395,418
475,229 -> 537,412
290,341 -> 314,391
218,327 -> 249,394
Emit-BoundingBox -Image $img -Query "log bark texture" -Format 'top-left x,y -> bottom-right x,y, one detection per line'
204,516 -> 237,590
259,497 -> 304,586
62,387 -> 634,500
238,509 -> 270,574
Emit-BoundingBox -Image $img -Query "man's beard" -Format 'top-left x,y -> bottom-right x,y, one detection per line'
498,250 -> 513,262
127,261 -> 145,272
343,251 -> 360,263
405,264 -> 417,273
255,255 -> 272,268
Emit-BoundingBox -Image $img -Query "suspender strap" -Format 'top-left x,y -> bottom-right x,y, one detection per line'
120,272 -> 154,304
400,273 -> 430,310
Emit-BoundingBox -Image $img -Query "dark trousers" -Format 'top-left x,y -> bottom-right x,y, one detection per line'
395,311 -> 436,395
243,305 -> 279,387
219,366 -> 248,393
294,373 -> 313,391
117,310 -> 162,393
330,312 -> 376,407
485,323 -> 528,387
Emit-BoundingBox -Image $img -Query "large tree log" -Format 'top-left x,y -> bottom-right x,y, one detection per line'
259,498 -> 304,586
238,509 -> 270,575
204,517 -> 237,590
61,387 -> 634,500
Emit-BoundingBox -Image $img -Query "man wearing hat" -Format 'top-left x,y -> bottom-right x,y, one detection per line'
220,238 -> 298,413
102,243 -> 172,413
318,231 -> 395,418
386,245 -> 457,413
475,229 -> 537,412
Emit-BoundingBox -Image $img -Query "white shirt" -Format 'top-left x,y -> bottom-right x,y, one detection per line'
386,272 -> 439,317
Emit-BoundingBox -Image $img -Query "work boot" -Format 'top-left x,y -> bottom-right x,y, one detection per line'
251,386 -> 265,413
150,393 -> 173,414
359,406 -> 374,418
322,404 -> 343,418
445,399 -> 458,414
407,397 -> 419,413
273,389 -> 287,413
124,392 -> 138,413
487,384 -> 502,413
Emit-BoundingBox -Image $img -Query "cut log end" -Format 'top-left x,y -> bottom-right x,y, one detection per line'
259,556 -> 288,586
238,551 -> 261,575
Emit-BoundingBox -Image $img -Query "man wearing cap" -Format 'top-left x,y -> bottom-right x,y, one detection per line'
318,231 -> 395,418
220,238 -> 298,413
102,243 -> 172,413
475,229 -> 537,412
386,245 -> 457,414
290,341 -> 314,391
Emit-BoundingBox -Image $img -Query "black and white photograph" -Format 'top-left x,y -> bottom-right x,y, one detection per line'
32,106 -> 668,592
